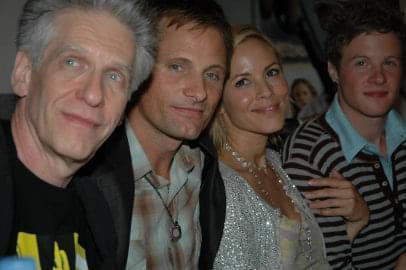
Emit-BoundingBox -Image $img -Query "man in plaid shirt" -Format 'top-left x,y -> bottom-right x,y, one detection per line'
81,0 -> 232,269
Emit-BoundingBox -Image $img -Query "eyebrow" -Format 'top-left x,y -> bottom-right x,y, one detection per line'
350,55 -> 401,60
232,72 -> 250,80
206,64 -> 226,73
227,71 -> 251,84
167,56 -> 226,71
56,44 -> 132,74
55,44 -> 86,57
231,61 -> 280,80
264,62 -> 280,71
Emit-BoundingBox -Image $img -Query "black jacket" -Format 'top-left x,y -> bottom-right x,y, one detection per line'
197,132 -> 225,269
0,120 -> 117,270
81,125 -> 226,269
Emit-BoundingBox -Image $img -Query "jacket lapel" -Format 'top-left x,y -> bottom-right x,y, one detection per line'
81,125 -> 134,270
197,133 -> 226,269
74,176 -> 116,269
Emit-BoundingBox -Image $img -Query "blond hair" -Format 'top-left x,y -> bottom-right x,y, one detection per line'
209,25 -> 282,151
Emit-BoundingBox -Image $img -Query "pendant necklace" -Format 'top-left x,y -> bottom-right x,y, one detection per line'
145,174 -> 182,242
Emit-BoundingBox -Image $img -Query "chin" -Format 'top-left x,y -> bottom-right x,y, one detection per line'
169,125 -> 203,141
272,119 -> 285,130
174,133 -> 200,142
57,144 -> 94,163
266,124 -> 284,134
362,107 -> 392,118
176,132 -> 200,141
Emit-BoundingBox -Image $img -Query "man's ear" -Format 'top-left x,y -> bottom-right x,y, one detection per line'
11,51 -> 33,97
327,61 -> 339,84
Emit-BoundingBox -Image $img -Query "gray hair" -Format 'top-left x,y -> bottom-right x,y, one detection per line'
16,0 -> 158,94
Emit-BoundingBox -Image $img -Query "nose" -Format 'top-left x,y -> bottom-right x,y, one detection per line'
369,65 -> 387,85
256,81 -> 274,99
77,72 -> 105,107
183,76 -> 207,103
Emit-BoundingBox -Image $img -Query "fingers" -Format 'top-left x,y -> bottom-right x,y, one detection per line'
308,198 -> 356,217
303,171 -> 369,222
303,187 -> 354,200
308,197 -> 365,222
312,207 -> 348,217
330,169 -> 345,180
306,170 -> 356,200
308,170 -> 347,187
309,198 -> 353,210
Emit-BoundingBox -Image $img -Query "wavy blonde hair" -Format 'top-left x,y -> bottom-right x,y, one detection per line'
209,25 -> 283,151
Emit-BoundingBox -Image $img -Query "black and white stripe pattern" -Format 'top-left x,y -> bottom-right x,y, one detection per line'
282,116 -> 406,270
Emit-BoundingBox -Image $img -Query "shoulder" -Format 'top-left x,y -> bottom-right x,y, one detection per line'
196,131 -> 218,164
393,140 -> 406,166
80,124 -> 130,176
283,115 -> 341,165
395,139 -> 406,152
218,161 -> 242,186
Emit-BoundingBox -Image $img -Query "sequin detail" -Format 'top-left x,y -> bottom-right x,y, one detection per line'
213,150 -> 330,270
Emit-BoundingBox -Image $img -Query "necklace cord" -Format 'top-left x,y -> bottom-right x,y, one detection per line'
145,174 -> 177,223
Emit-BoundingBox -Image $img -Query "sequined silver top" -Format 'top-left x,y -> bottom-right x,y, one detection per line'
213,149 -> 330,270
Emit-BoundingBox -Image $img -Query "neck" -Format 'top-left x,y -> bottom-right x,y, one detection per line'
128,108 -> 182,180
11,104 -> 78,188
340,103 -> 387,155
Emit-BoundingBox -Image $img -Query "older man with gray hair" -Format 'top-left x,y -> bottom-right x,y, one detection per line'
0,0 -> 157,269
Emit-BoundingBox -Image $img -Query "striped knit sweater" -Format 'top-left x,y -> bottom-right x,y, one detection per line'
282,115 -> 406,270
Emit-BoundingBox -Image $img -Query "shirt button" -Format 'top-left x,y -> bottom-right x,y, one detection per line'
374,163 -> 380,169
382,181 -> 388,187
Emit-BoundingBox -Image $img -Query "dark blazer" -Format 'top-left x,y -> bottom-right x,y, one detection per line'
197,132 -> 226,269
80,124 -> 134,270
0,122 -> 14,255
81,125 -> 226,270
0,120 -> 117,270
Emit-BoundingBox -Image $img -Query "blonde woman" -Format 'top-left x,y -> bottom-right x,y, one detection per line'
209,25 -> 330,269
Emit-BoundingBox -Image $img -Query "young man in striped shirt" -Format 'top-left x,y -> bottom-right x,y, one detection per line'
283,0 -> 406,269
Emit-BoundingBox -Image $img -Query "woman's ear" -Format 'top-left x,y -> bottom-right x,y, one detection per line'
11,51 -> 33,97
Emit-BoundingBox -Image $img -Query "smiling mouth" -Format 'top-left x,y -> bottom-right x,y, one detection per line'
364,91 -> 388,98
253,104 -> 280,112
63,113 -> 99,128
173,106 -> 204,118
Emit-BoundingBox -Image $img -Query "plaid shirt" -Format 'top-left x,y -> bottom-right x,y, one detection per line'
125,122 -> 202,270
